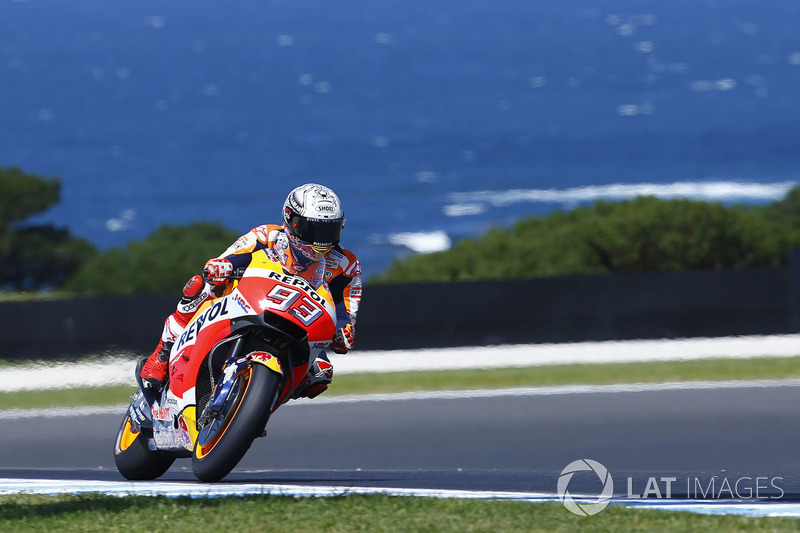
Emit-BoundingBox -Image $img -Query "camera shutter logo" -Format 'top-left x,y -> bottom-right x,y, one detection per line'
557,459 -> 614,516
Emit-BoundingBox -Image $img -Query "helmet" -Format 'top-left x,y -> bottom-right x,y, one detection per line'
278,184 -> 345,285
282,183 -> 345,252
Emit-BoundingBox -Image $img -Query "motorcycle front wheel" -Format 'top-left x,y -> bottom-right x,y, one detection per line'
113,412 -> 175,480
192,362 -> 281,482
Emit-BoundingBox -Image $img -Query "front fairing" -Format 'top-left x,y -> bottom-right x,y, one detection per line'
234,251 -> 337,343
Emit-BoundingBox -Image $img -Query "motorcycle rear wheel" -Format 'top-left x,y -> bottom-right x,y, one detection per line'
113,413 -> 175,480
192,363 -> 280,482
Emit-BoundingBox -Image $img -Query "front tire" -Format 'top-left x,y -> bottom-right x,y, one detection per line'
192,363 -> 281,482
113,413 -> 175,480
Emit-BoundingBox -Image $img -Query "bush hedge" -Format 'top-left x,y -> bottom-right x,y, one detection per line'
372,189 -> 800,283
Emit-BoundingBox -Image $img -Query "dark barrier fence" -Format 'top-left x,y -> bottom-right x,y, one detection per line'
0,294 -> 178,360
357,267 -> 797,350
1,265 -> 799,360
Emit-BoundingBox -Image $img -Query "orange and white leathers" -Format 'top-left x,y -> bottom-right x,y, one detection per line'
156,223 -> 362,353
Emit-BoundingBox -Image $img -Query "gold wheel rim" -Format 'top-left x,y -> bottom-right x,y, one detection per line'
194,366 -> 254,459
116,417 -> 140,453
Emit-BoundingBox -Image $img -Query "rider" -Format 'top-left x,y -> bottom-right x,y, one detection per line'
139,183 -> 362,399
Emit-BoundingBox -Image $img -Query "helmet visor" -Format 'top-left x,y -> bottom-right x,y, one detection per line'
286,214 -> 344,248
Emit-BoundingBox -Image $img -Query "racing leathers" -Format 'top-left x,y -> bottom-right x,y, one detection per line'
139,223 -> 362,397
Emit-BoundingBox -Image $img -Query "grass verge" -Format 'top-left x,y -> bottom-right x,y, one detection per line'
0,494 -> 797,533
2,356 -> 800,411
0,291 -> 74,302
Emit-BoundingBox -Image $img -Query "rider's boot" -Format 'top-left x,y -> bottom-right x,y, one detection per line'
140,339 -> 173,390
139,274 -> 211,390
292,353 -> 334,399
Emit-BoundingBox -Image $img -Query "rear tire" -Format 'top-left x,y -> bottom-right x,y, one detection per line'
192,363 -> 280,482
113,412 -> 175,480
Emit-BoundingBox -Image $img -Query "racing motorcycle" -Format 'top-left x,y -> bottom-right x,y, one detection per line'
113,248 -> 336,482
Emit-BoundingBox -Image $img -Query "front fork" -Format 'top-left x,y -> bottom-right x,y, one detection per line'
197,349 -> 286,431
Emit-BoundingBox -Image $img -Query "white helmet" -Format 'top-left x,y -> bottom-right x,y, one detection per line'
282,183 -> 345,250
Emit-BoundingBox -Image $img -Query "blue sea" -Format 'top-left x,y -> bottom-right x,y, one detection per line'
2,0 -> 800,275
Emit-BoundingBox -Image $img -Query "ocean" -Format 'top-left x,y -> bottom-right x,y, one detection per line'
1,0 -> 799,275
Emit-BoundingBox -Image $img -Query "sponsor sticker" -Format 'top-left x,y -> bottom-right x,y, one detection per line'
234,293 -> 251,313
253,225 -> 270,244
151,406 -> 170,421
345,259 -> 362,277
175,296 -> 232,351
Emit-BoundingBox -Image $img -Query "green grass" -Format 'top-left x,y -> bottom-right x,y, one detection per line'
0,385 -> 134,411
0,494 -> 796,533
3,356 -> 799,412
0,291 -> 74,302
333,356 -> 800,395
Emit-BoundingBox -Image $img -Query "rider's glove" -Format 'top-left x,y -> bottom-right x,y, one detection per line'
331,323 -> 355,354
203,258 -> 233,286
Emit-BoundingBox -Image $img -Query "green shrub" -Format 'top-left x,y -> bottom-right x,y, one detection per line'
373,190 -> 800,283
62,222 -> 240,295
0,166 -> 96,290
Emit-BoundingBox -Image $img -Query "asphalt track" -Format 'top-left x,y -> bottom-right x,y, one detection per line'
1,380 -> 800,513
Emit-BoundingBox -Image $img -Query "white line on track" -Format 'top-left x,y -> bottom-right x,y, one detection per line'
297,378 -> 800,405
338,333 -> 800,373
1,478 -> 798,518
0,478 -> 555,501
4,378 -> 800,420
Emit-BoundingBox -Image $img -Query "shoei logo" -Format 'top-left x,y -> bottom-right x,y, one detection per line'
557,459 -> 614,516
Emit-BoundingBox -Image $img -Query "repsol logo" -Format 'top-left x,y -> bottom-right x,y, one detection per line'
176,297 -> 230,350
267,271 -> 327,305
